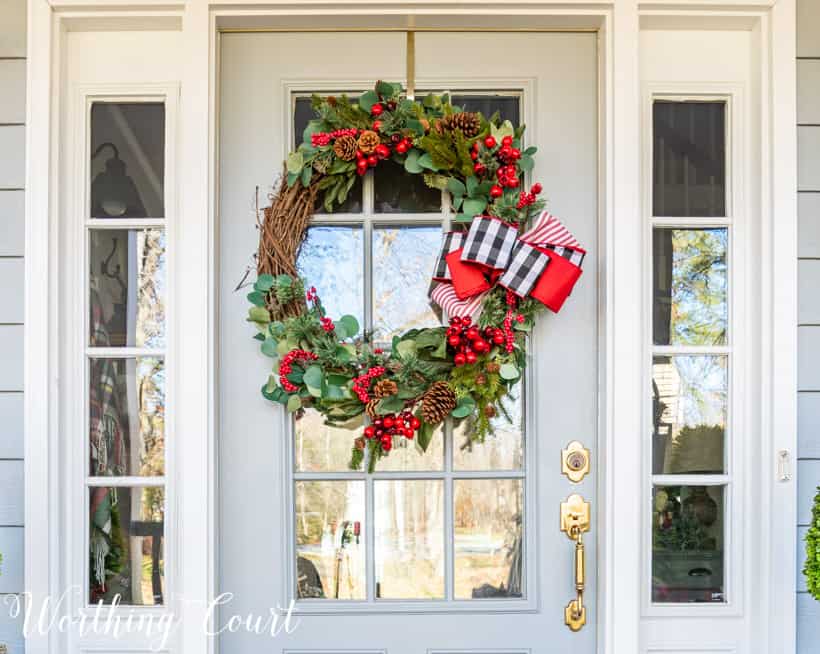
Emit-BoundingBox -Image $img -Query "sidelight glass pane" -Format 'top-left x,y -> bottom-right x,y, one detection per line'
453,391 -> 524,471
89,357 -> 165,477
298,225 -> 364,328
89,228 -> 166,349
652,355 -> 726,475
454,479 -> 524,600
652,485 -> 725,603
89,486 -> 165,605
372,226 -> 441,342
653,228 -> 728,346
374,480 -> 445,599
653,100 -> 726,217
90,103 -> 165,218
295,480 -> 366,600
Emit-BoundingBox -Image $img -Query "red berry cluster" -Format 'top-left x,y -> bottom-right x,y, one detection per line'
305,286 -> 318,303
369,100 -> 398,117
311,128 -> 360,148
501,290 -> 525,353
352,366 -> 386,403
279,349 -> 319,393
447,316 -> 505,367
355,142 -> 393,176
516,183 -> 543,209
320,316 -> 334,332
363,411 -> 421,453
471,135 -> 522,198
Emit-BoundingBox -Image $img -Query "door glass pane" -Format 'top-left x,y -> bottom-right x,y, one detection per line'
294,409 -> 363,473
451,94 -> 521,126
89,357 -> 165,477
372,225 -> 441,342
653,228 -> 728,346
454,391 -> 523,471
374,160 -> 442,214
298,225 -> 364,329
375,422 -> 444,472
89,486 -> 165,605
652,355 -> 726,475
293,96 -> 362,213
454,479 -> 523,600
295,480 -> 366,600
374,480 -> 445,599
653,100 -> 726,217
89,228 -> 166,348
652,485 -> 725,603
90,103 -> 165,218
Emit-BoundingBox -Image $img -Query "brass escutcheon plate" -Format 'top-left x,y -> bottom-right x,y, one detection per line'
560,493 -> 590,537
562,441 -> 590,483
565,599 -> 587,631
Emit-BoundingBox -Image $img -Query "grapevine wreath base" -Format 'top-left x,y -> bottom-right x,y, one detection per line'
246,82 -> 586,472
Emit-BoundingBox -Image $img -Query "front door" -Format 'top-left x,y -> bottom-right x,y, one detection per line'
218,30 -> 599,654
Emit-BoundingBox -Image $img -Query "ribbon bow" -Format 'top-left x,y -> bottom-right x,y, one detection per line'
429,211 -> 585,320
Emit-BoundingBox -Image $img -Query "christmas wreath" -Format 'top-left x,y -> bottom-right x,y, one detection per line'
245,81 -> 586,471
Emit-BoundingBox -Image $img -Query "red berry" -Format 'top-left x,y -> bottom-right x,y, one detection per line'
448,335 -> 462,347
531,183 -> 543,195
499,145 -> 512,159
507,177 -> 520,188
466,327 -> 480,341
473,338 -> 489,353
375,144 -> 390,159
410,417 -> 421,430
372,120 -> 383,131
492,332 -> 505,345
511,148 -> 521,159
404,428 -> 415,439
501,135 -> 513,147
371,103 -> 384,116
465,351 -> 478,365
484,136 -> 497,148
364,426 -> 376,439
454,353 -> 467,366
387,100 -> 397,111
471,151 -> 478,161
367,155 -> 378,167
395,141 -> 409,154
490,185 -> 503,198
383,416 -> 395,429
463,316 -> 472,325
473,163 -> 485,174
381,437 -> 392,452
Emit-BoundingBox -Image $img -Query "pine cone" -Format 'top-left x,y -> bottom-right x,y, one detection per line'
421,381 -> 457,425
438,112 -> 481,138
357,130 -> 380,155
373,379 -> 398,399
366,398 -> 381,421
333,135 -> 358,161
485,361 -> 501,374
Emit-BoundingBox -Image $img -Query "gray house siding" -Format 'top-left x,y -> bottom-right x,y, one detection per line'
798,1 -> 820,650
0,0 -> 25,651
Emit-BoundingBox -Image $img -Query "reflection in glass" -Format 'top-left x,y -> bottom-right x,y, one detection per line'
374,480 -> 444,599
454,391 -> 523,471
373,226 -> 441,342
89,486 -> 165,605
653,228 -> 727,346
90,103 -> 165,218
89,229 -> 166,349
375,422 -> 444,472
653,101 -> 726,217
652,356 -> 726,475
293,96 -> 362,213
451,94 -> 521,126
454,479 -> 523,599
374,159 -> 442,214
298,226 -> 364,327
89,357 -> 165,477
652,485 -> 724,603
294,409 -> 364,473
295,481 -> 365,600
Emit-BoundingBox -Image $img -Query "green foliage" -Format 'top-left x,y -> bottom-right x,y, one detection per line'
805,486 -> 820,600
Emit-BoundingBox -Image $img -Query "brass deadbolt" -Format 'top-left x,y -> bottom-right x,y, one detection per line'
562,441 -> 590,483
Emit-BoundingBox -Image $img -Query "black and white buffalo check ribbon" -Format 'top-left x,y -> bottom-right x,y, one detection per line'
429,211 -> 585,319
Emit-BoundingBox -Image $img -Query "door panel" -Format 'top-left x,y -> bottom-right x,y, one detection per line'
218,31 -> 598,653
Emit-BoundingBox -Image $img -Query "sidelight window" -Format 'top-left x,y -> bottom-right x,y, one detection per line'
289,91 -> 530,606
649,98 -> 732,605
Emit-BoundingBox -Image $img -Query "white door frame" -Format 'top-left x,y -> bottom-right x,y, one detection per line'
22,2 -> 797,654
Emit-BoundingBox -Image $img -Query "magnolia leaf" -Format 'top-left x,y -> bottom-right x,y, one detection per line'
416,418 -> 435,452
452,196 -> 464,211
338,315 -> 360,339
395,339 -> 417,358
406,119 -> 425,135
287,172 -> 299,188
261,338 -> 278,358
265,375 -> 278,394
404,149 -> 424,174
255,274 -> 275,292
463,197 -> 488,218
499,363 -> 520,381
322,377 -> 350,401
286,151 -> 304,174
451,395 -> 476,419
302,120 -> 322,145
491,119 -> 515,142
248,306 -> 270,323
358,90 -> 379,113
466,175 -> 478,196
446,177 -> 466,197
415,327 -> 446,350
377,394 -> 404,415
286,394 -> 303,412
262,383 -> 288,405
376,80 -> 397,98
247,290 -> 265,307
300,164 -> 313,187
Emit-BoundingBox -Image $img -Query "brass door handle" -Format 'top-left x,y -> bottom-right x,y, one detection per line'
560,494 -> 590,632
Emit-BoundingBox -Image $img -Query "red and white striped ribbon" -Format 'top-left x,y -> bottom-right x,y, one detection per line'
430,283 -> 487,321
520,211 -> 580,249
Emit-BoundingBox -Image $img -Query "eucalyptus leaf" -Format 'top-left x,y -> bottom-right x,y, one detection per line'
303,365 -> 324,390
248,306 -> 270,323
406,119 -> 425,135
499,363 -> 520,381
463,197 -> 488,217
300,164 -> 313,187
451,395 -> 476,419
255,274 -> 275,292
358,90 -> 379,113
466,175 -> 478,196
286,151 -> 304,174
446,177 -> 466,197
261,338 -> 278,358
247,290 -> 265,307
338,315 -> 360,338
518,155 -> 535,173
376,80 -> 396,98
404,149 -> 424,174
417,153 -> 438,171
454,213 -> 473,223
287,394 -> 303,412
262,383 -> 289,405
